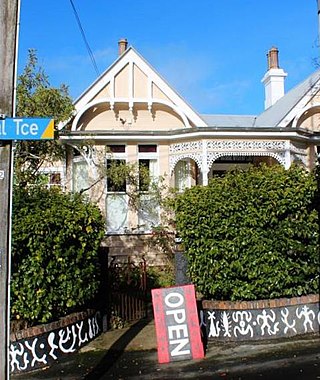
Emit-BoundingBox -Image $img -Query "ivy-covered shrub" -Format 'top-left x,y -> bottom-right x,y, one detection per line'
11,186 -> 105,324
173,164 -> 319,301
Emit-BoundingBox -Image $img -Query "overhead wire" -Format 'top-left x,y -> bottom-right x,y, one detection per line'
69,0 -> 100,77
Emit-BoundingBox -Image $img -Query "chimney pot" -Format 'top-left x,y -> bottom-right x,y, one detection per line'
118,38 -> 128,55
267,46 -> 279,69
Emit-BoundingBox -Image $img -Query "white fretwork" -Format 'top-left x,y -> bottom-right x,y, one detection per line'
170,153 -> 204,175
207,151 -> 286,169
292,153 -> 308,166
169,140 -> 291,175
206,140 -> 287,151
289,143 -> 308,155
169,141 -> 203,153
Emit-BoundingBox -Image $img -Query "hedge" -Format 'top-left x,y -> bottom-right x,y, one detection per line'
173,164 -> 319,300
10,186 -> 105,324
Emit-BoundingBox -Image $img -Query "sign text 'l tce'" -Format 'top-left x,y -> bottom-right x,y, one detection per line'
0,118 -> 54,140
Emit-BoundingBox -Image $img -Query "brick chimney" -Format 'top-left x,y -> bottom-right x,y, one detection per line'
261,47 -> 287,109
118,38 -> 128,55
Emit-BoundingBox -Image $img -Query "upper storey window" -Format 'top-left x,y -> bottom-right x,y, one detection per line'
108,145 -> 126,154
138,145 -> 157,153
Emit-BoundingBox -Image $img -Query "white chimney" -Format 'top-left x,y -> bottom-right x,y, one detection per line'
261,47 -> 287,109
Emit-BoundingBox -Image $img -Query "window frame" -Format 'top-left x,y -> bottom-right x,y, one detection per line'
137,144 -> 159,192
106,144 -> 127,193
72,156 -> 89,193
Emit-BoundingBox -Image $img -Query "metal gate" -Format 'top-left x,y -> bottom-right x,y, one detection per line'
107,256 -> 147,327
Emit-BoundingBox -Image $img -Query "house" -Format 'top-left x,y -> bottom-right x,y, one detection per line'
57,40 -> 320,262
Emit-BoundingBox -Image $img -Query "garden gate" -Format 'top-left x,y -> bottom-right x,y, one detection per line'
107,256 -> 148,328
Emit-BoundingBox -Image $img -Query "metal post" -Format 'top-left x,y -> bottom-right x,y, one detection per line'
174,236 -> 190,286
0,1 -> 19,378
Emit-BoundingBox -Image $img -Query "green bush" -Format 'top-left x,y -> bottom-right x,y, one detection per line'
147,266 -> 175,289
11,186 -> 105,324
173,164 -> 319,301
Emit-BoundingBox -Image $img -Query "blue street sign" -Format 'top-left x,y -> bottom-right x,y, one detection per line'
0,118 -> 54,140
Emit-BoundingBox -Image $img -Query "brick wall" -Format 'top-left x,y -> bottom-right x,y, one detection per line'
202,294 -> 319,310
9,309 -> 101,374
201,294 -> 319,341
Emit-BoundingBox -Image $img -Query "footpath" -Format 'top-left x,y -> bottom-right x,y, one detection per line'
11,318 -> 320,380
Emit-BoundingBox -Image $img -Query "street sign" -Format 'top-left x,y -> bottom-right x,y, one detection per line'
0,118 -> 54,140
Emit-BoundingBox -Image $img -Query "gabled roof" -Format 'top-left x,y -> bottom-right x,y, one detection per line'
254,69 -> 320,128
72,46 -> 207,128
68,46 -> 320,133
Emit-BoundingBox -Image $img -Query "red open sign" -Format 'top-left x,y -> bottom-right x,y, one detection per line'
152,284 -> 204,363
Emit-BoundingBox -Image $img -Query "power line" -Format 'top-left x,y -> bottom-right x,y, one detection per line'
69,0 -> 100,77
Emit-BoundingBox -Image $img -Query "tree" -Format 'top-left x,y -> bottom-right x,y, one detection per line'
15,49 -> 74,186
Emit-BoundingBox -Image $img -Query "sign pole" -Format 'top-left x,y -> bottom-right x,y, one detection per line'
0,1 -> 19,379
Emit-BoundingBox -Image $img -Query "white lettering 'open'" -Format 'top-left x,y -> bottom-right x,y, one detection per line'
166,309 -> 186,324
170,338 -> 190,356
164,292 -> 184,308
164,291 -> 191,357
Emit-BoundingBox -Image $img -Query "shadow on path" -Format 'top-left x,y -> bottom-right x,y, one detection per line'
83,318 -> 152,380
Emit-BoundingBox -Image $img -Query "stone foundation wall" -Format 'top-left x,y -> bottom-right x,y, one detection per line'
201,294 -> 319,341
9,310 -> 101,374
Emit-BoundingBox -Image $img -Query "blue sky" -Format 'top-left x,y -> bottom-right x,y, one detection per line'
18,0 -> 319,116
